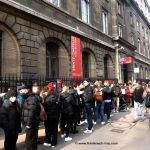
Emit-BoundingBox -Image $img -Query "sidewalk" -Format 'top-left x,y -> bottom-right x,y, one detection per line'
0,109 -> 150,150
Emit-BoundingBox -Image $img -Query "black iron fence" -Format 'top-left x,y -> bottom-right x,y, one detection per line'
0,76 -> 119,93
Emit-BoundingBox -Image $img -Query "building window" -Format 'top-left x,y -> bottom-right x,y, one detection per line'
136,20 -> 139,28
46,42 -> 59,78
143,42 -> 145,55
130,13 -> 133,25
0,32 -> 2,76
131,36 -> 134,45
137,39 -> 141,52
82,51 -> 89,78
81,0 -> 89,23
118,24 -> 123,37
102,10 -> 108,34
117,1 -> 121,15
47,0 -> 60,7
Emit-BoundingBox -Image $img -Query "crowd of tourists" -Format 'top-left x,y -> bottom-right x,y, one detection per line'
0,79 -> 150,150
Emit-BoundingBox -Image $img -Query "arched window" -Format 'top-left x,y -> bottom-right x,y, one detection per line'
82,49 -> 96,78
82,51 -> 89,78
46,42 -> 59,78
104,55 -> 114,79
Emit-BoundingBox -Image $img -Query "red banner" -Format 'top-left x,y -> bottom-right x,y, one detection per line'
71,36 -> 81,79
119,57 -> 132,64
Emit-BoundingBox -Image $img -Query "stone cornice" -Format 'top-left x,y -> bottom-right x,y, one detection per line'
131,0 -> 150,27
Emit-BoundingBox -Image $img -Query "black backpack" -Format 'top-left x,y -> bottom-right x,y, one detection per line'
145,94 -> 150,108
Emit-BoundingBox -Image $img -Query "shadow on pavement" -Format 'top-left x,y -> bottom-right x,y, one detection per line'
0,110 -> 132,150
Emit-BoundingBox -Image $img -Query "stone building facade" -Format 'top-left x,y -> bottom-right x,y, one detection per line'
0,0 -> 149,82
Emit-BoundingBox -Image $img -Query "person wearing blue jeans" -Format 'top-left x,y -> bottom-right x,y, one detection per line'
83,80 -> 94,134
103,81 -> 112,123
94,101 -> 105,124
133,82 -> 144,121
85,103 -> 93,130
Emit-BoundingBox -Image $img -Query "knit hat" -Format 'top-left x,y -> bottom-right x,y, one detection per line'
47,82 -> 54,90
18,85 -> 29,91
5,90 -> 16,100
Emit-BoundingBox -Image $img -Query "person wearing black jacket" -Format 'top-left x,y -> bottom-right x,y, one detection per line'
134,82 -> 144,120
103,81 -> 112,123
83,80 -> 94,134
21,86 -> 41,150
70,88 -> 80,134
0,89 -> 21,150
59,86 -> 74,142
43,88 -> 60,147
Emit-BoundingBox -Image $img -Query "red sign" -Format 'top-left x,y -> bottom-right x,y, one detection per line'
71,36 -> 81,79
119,57 -> 132,64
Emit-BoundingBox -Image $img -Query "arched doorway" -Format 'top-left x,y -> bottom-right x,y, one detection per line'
0,24 -> 20,76
82,49 -> 96,78
104,55 -> 114,79
38,38 -> 69,77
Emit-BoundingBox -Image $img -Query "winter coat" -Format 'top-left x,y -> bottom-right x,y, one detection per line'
59,92 -> 74,116
103,86 -> 112,100
22,93 -> 40,128
44,94 -> 60,120
70,89 -> 81,122
0,100 -> 21,133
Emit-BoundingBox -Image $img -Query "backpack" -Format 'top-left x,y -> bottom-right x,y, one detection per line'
83,86 -> 93,103
145,94 -> 150,108
113,87 -> 121,96
94,90 -> 103,102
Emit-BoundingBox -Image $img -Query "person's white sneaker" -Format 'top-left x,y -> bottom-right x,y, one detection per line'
101,121 -> 105,125
78,121 -> 85,125
65,137 -> 72,142
84,129 -> 92,134
127,107 -> 129,110
51,145 -> 56,148
43,143 -> 51,147
93,121 -> 97,125
86,127 -> 94,130
61,134 -> 66,138
84,119 -> 88,123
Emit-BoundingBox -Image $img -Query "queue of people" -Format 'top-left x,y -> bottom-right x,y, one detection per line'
0,79 -> 150,150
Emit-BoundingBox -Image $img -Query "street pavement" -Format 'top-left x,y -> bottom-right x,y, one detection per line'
0,108 -> 150,150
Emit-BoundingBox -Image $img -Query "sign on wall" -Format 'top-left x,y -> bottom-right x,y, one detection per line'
71,36 -> 81,79
134,68 -> 139,73
119,57 -> 132,64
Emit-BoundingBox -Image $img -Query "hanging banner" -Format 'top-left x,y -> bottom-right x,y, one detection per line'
71,36 -> 81,79
119,56 -> 132,64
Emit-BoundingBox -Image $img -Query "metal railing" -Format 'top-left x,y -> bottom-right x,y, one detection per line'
0,76 -> 119,93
